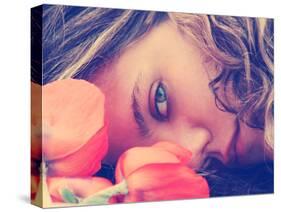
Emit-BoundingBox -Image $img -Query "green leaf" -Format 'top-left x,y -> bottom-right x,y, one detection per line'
82,194 -> 110,205
81,180 -> 128,205
61,188 -> 79,204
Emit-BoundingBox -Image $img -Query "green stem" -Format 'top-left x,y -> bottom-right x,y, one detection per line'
80,180 -> 128,205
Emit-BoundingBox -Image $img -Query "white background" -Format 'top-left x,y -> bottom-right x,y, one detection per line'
0,0 -> 280,211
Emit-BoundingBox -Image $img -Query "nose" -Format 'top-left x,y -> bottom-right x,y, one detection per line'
175,125 -> 211,169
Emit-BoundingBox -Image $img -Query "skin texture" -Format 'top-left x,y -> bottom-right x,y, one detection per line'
90,20 -> 266,169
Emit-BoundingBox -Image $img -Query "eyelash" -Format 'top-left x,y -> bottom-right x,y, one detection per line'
149,80 -> 169,122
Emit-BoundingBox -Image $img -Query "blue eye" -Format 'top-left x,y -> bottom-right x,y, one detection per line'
149,81 -> 169,121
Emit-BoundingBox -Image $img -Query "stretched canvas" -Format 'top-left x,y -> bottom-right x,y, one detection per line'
31,4 -> 274,208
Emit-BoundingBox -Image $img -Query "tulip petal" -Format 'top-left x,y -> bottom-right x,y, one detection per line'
115,146 -> 181,183
125,163 -> 209,202
115,142 -> 193,183
42,79 -> 105,160
31,79 -> 108,177
152,141 -> 192,164
47,124 -> 108,177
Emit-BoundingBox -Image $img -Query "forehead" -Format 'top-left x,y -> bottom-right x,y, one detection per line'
121,20 -> 198,59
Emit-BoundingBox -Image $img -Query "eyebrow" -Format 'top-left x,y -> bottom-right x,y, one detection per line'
131,74 -> 152,138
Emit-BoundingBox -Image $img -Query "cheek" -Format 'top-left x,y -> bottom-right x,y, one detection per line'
174,87 -> 217,126
175,84 -> 237,143
178,71 -> 233,127
168,65 -> 217,126
103,89 -> 156,163
103,93 -> 135,161
92,66 -> 141,160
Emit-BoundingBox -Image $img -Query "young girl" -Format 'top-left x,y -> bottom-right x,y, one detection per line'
34,5 -> 274,196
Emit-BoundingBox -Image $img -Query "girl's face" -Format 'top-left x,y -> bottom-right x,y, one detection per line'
90,20 -> 266,169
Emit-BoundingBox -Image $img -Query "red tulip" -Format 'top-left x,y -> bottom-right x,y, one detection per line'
114,142 -> 209,202
124,163 -> 209,202
115,141 -> 192,183
152,141 -> 192,164
31,79 -> 108,177
47,125 -> 108,177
